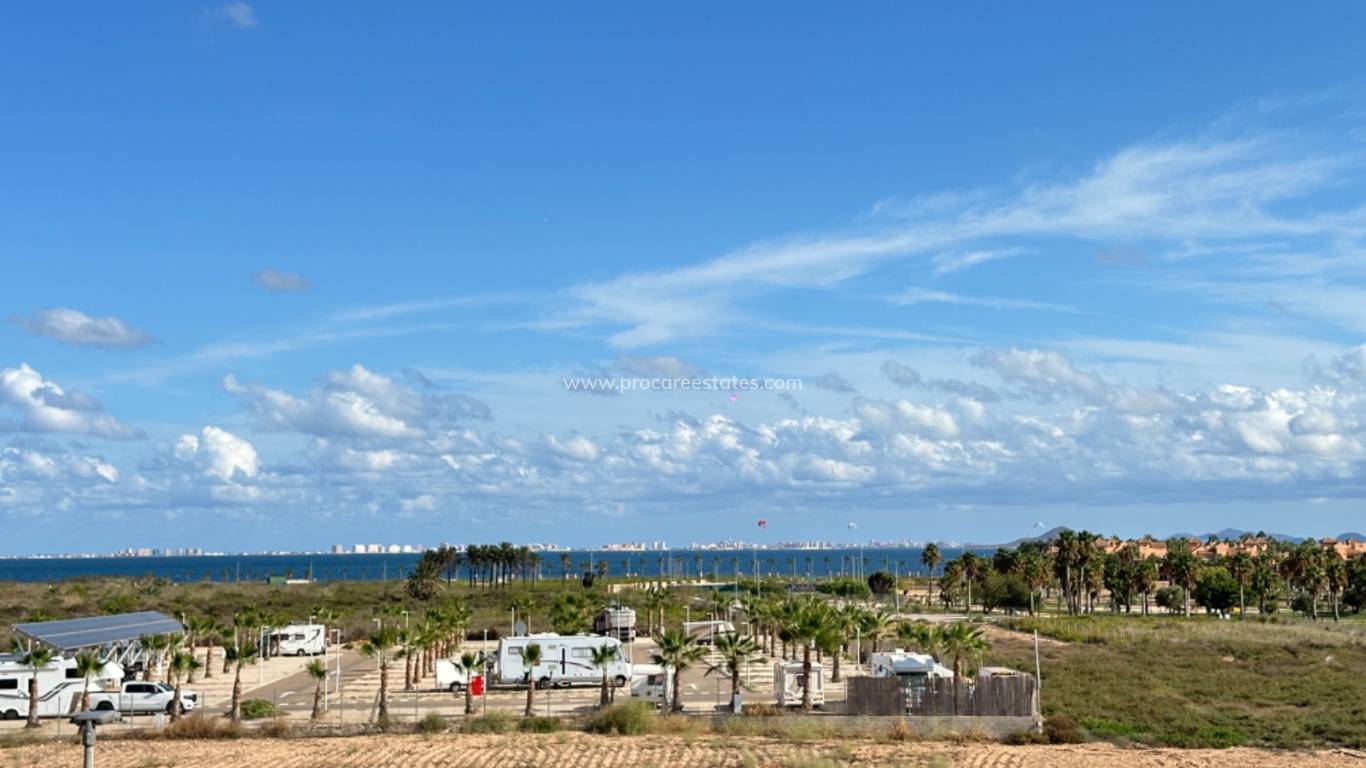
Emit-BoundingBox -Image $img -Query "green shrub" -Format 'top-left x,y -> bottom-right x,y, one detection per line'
519,716 -> 561,733
462,711 -> 515,734
238,699 -> 283,720
416,713 -> 449,734
586,701 -> 656,735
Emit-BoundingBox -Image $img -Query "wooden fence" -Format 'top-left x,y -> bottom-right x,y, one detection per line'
847,675 -> 1038,717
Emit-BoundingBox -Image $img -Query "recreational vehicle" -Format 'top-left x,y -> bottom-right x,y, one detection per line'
434,658 -> 484,693
269,624 -> 327,656
593,607 -> 637,642
869,650 -> 953,708
682,620 -> 734,645
773,660 -> 824,708
628,662 -> 672,708
494,634 -> 631,689
0,654 -> 124,720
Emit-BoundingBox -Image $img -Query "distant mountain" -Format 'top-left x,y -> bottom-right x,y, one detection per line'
982,526 -> 1320,549
1337,532 -> 1366,542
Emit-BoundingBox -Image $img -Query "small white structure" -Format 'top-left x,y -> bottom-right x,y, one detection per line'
774,660 -> 824,708
494,634 -> 631,689
270,624 -> 327,657
629,662 -> 672,707
0,654 -> 124,720
683,620 -> 734,645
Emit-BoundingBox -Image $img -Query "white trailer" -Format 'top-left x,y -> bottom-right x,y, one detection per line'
0,654 -> 124,720
628,662 -> 672,708
495,634 -> 631,689
869,650 -> 953,709
683,620 -> 734,645
269,624 -> 327,656
774,660 -> 824,709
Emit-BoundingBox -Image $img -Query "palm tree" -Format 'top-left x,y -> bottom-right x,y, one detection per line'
457,651 -> 481,714
139,634 -> 168,681
522,643 -> 543,716
73,651 -> 104,711
783,598 -> 836,711
937,622 -> 989,714
641,588 -> 670,637
510,593 -> 534,635
20,647 -> 53,728
306,659 -> 327,720
921,544 -> 942,609
589,644 -> 619,707
650,629 -> 704,713
705,633 -> 762,712
1227,552 -> 1253,619
224,642 -> 257,721
168,650 -> 199,721
896,621 -> 942,661
361,626 -> 400,723
560,553 -> 573,585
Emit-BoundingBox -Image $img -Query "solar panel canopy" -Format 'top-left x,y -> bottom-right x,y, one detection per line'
13,611 -> 184,651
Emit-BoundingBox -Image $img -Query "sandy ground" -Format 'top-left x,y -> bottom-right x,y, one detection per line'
3,733 -> 1364,768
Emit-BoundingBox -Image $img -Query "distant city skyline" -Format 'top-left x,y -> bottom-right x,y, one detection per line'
5,5 -> 1366,554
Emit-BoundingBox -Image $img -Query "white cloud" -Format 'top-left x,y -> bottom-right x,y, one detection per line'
0,364 -> 142,439
252,269 -> 310,293
218,1 -> 258,29
12,308 -> 151,348
224,364 -> 490,439
175,426 -> 259,481
890,288 -> 1078,313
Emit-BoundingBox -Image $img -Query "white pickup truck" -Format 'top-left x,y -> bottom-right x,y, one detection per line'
88,681 -> 199,715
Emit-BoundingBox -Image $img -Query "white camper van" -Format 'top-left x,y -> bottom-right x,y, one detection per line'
773,660 -> 824,708
495,634 -> 631,689
869,650 -> 953,708
0,654 -> 124,720
682,620 -> 734,645
270,624 -> 327,656
628,662 -> 672,708
434,658 -> 483,693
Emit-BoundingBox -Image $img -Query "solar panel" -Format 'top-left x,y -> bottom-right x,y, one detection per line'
13,611 -> 184,651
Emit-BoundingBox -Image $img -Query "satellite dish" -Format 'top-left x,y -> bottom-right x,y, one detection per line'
514,621 -> 527,637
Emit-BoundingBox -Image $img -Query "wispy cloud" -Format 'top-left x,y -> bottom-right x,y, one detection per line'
889,288 -> 1079,313
253,269 -> 310,293
217,1 -> 258,29
11,308 -> 152,348
931,248 -> 1024,275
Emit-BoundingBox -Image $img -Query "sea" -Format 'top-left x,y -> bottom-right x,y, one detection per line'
0,547 -> 993,584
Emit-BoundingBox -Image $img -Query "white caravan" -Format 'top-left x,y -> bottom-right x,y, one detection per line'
628,662 -> 673,708
0,654 -> 124,720
270,624 -> 327,656
495,634 -> 630,689
869,650 -> 953,708
773,660 -> 824,708
682,620 -> 734,645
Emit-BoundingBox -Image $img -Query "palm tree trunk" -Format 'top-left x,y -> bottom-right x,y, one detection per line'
1239,586 -> 1245,619
311,681 -> 323,720
378,660 -> 390,721
671,668 -> 683,713
801,645 -> 813,712
600,672 -> 610,707
26,678 -> 39,728
731,666 -> 741,712
524,680 -> 535,717
464,686 -> 474,715
231,667 -> 243,721
172,684 -> 183,722
81,678 -> 91,711
204,645 -> 214,679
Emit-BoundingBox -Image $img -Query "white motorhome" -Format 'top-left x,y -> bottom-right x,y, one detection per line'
0,654 -> 124,720
869,650 -> 953,708
593,607 -> 637,642
683,620 -> 734,645
270,624 -> 327,656
773,660 -> 824,708
495,634 -> 631,689
628,662 -> 672,708
434,658 -> 482,693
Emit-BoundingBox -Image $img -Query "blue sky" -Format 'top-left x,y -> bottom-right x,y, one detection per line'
4,3 -> 1366,554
